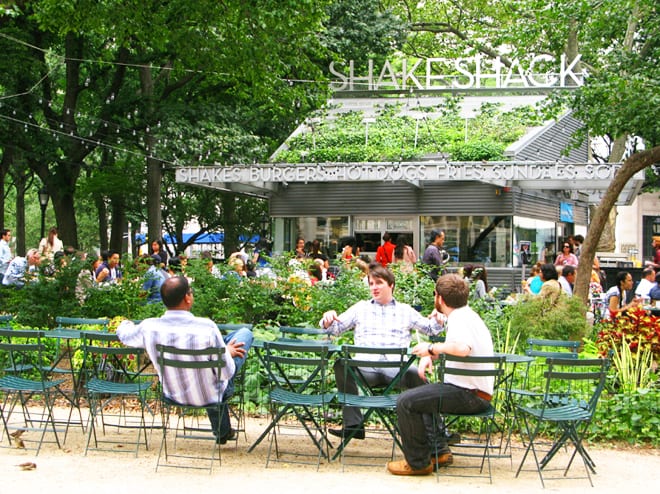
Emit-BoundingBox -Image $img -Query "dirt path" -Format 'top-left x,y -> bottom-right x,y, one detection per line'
2,409 -> 658,494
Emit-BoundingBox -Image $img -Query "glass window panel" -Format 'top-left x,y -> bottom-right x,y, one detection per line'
513,216 -> 556,266
421,215 -> 512,267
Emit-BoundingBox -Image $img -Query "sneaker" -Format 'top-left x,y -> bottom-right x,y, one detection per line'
387,459 -> 433,476
328,426 -> 365,440
216,428 -> 237,444
431,452 -> 453,470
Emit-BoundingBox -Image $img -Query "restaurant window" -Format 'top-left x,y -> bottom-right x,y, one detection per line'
513,217 -> 556,266
421,215 -> 512,267
280,216 -> 349,258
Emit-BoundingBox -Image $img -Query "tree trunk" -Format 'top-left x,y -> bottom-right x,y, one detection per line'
139,65 -> 162,246
49,181 -> 79,249
12,166 -> 28,257
109,194 -> 127,254
0,151 -> 9,231
221,194 -> 239,256
95,193 -> 109,253
575,146 -> 660,303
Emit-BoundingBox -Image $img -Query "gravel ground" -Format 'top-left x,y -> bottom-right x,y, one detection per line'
1,406 -> 658,494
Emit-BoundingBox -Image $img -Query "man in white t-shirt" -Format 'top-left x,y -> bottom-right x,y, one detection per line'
387,273 -> 494,476
634,267 -> 656,299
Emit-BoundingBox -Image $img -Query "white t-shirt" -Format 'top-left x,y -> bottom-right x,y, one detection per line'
635,278 -> 656,298
443,305 -> 494,395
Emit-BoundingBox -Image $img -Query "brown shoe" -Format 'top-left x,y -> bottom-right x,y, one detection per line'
431,452 -> 453,470
387,459 -> 433,476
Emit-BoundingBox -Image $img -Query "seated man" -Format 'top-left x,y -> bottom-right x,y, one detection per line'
320,263 -> 444,439
387,273 -> 494,476
558,264 -> 576,296
2,248 -> 41,287
117,276 -> 253,443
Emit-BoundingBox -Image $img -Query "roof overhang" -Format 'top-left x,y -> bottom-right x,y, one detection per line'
175,161 -> 644,206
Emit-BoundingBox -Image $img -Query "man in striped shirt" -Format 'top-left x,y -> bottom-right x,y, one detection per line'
320,263 -> 444,439
117,276 -> 252,444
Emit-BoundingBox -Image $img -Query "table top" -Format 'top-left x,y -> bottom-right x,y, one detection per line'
46,328 -> 109,339
495,352 -> 535,364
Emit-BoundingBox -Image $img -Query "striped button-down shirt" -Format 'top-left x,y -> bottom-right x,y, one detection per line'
117,311 -> 235,406
321,298 -> 443,359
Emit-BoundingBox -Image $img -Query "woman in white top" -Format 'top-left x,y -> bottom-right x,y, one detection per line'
38,226 -> 64,260
606,271 -> 640,318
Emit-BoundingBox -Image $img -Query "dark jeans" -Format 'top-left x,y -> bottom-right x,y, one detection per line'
206,327 -> 254,437
333,359 -> 425,426
397,383 -> 490,470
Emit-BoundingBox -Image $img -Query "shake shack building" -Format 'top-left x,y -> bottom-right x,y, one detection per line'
176,60 -> 643,274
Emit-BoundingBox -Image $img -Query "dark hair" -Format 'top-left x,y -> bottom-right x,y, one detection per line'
382,232 -> 391,242
368,263 -> 395,288
1,228 -> 10,237
472,265 -> 488,292
574,234 -> 584,243
642,267 -> 655,278
394,236 -> 406,260
430,229 -> 444,242
541,263 -> 558,281
161,276 -> 189,308
615,271 -> 630,290
435,273 -> 469,308
562,265 -> 576,277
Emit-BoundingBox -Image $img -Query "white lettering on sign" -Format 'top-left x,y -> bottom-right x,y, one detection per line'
176,162 -> 620,185
329,54 -> 584,92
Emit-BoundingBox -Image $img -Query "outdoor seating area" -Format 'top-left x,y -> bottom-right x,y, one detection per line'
0,317 -> 620,487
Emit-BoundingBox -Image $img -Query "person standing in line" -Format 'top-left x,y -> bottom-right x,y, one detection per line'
387,273 -> 494,476
375,232 -> 396,267
393,236 -> 417,272
0,229 -> 12,283
38,226 -> 64,261
554,241 -> 579,267
421,230 -> 450,281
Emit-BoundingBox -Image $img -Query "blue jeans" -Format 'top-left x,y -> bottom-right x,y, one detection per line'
207,327 -> 254,436
397,383 -> 490,470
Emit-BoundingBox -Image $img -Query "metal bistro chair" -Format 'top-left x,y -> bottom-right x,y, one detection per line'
332,345 -> 414,466
155,344 -> 229,473
44,317 -> 111,434
80,331 -> 153,457
434,354 -> 506,483
0,329 -> 65,454
516,357 -> 611,487
262,340 -> 336,469
508,338 -> 581,442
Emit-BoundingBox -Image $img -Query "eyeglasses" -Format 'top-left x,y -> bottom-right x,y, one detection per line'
563,245 -> 570,248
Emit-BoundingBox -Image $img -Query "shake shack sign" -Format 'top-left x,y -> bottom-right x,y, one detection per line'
329,54 -> 584,92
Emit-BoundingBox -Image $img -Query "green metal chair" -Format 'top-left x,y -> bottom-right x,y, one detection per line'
515,357 -> 611,487
0,328 -> 65,454
155,344 -> 229,473
332,345 -> 414,466
262,340 -> 335,469
80,331 -> 153,457
434,354 -> 506,483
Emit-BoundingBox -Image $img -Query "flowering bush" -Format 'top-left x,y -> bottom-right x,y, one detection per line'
596,307 -> 660,361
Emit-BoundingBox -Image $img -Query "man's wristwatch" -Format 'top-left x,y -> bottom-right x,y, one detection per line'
428,343 -> 435,356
